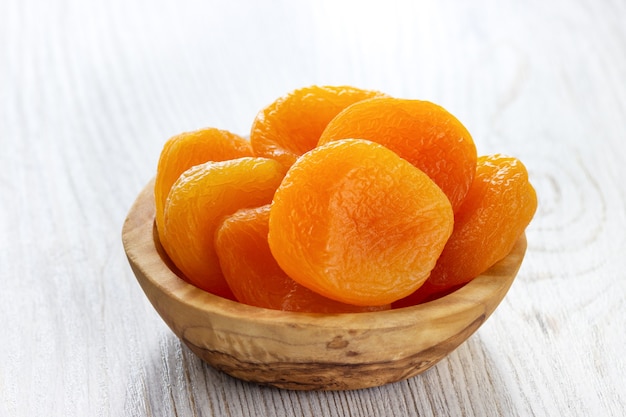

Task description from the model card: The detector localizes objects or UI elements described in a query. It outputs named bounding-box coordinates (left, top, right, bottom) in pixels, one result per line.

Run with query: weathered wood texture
left=1, top=0, right=625, bottom=416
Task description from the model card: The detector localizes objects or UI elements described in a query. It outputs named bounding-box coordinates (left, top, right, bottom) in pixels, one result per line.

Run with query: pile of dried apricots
left=154, top=85, right=537, bottom=313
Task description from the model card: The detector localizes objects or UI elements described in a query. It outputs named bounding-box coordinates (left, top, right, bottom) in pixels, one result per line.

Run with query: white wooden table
left=2, top=0, right=625, bottom=415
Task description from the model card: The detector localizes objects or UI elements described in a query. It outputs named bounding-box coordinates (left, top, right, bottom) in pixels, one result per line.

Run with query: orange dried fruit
left=394, top=154, right=537, bottom=307
left=391, top=278, right=465, bottom=308
left=215, top=205, right=389, bottom=313
left=154, top=128, right=253, bottom=240
left=161, top=157, right=286, bottom=299
left=268, top=139, right=454, bottom=306
left=318, top=97, right=477, bottom=212
left=250, top=85, right=387, bottom=168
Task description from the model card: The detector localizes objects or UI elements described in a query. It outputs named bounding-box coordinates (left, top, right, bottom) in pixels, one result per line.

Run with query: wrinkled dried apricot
left=394, top=154, right=537, bottom=307
left=250, top=85, right=387, bottom=168
left=392, top=278, right=465, bottom=308
left=161, top=157, right=286, bottom=298
left=154, top=128, right=252, bottom=240
left=151, top=85, right=537, bottom=312
left=268, top=139, right=454, bottom=306
left=215, top=205, right=389, bottom=313
left=318, top=97, right=476, bottom=212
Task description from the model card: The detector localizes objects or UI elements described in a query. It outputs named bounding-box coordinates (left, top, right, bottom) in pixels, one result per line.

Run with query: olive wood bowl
left=122, top=179, right=527, bottom=391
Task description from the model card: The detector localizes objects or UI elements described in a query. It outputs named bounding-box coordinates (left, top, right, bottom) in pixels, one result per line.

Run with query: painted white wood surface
left=1, top=0, right=625, bottom=415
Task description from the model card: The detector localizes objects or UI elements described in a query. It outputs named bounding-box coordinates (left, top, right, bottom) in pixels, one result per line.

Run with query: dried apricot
left=318, top=97, right=477, bottom=212
left=154, top=128, right=252, bottom=240
left=250, top=85, right=387, bottom=168
left=215, top=205, right=389, bottom=313
left=395, top=154, right=537, bottom=307
left=392, top=279, right=465, bottom=308
left=268, top=139, right=454, bottom=306
left=161, top=157, right=286, bottom=298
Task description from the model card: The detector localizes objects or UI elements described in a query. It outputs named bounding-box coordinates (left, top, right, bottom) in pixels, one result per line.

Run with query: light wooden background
left=1, top=0, right=625, bottom=416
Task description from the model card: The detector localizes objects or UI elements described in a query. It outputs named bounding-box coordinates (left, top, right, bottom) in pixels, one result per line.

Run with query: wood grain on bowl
left=122, top=179, right=526, bottom=391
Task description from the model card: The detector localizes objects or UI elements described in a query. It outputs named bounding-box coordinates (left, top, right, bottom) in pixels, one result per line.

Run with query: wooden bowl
left=122, top=179, right=527, bottom=391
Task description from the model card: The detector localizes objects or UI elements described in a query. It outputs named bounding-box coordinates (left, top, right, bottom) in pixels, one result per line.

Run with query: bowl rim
left=122, top=178, right=527, bottom=329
